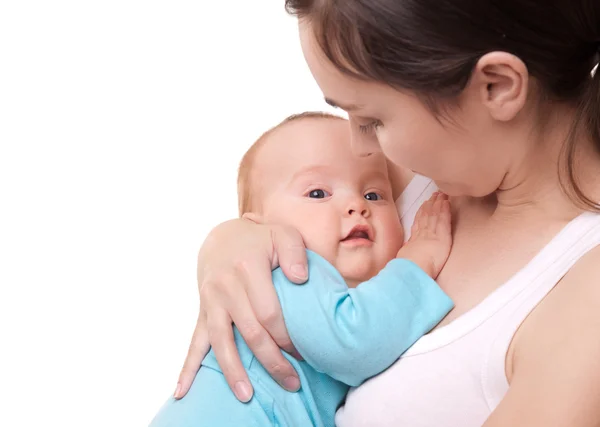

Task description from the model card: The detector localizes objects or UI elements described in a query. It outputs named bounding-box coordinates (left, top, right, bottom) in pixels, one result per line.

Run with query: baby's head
left=238, top=112, right=404, bottom=286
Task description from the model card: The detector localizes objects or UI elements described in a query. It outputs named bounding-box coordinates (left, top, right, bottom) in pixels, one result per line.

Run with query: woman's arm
left=484, top=246, right=600, bottom=426
left=175, top=169, right=418, bottom=401
left=175, top=218, right=309, bottom=401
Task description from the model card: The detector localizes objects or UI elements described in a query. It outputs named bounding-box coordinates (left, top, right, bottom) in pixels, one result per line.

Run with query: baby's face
left=253, top=118, right=403, bottom=287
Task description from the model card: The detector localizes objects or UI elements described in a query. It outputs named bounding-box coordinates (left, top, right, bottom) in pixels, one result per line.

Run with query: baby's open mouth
left=342, top=225, right=373, bottom=242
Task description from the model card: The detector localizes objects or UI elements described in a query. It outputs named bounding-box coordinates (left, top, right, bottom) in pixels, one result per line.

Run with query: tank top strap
left=483, top=211, right=600, bottom=409
left=396, top=174, right=438, bottom=242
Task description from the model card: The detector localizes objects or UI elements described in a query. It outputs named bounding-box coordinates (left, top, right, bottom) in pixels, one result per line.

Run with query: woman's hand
left=175, top=218, right=308, bottom=402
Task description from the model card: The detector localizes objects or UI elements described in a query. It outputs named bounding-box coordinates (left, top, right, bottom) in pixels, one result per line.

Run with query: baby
left=150, top=112, right=454, bottom=427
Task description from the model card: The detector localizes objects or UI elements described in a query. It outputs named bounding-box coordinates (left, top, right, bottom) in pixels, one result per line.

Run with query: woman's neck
left=489, top=105, right=600, bottom=223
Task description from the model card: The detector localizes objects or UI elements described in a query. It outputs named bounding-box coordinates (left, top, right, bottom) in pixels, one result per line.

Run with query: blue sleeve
left=274, top=250, right=453, bottom=387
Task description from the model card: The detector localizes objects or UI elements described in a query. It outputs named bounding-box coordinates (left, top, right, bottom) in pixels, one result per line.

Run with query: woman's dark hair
left=285, top=0, right=600, bottom=210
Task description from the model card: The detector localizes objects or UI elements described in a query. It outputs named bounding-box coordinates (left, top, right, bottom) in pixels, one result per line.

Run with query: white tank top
left=335, top=175, right=600, bottom=427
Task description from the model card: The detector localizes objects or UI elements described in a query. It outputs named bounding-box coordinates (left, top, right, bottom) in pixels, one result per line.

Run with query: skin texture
left=176, top=117, right=451, bottom=403
left=298, top=21, right=600, bottom=426
left=247, top=118, right=404, bottom=288
left=175, top=18, right=600, bottom=427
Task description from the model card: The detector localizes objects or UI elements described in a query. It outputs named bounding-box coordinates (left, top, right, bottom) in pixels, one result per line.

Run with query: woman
left=175, top=0, right=600, bottom=425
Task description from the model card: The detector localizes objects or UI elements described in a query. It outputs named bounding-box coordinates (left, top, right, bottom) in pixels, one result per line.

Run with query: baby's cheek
left=299, top=227, right=338, bottom=265
left=380, top=212, right=404, bottom=254
left=394, top=228, right=405, bottom=251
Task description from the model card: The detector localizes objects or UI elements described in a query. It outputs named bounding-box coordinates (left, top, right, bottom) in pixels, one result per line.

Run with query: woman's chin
left=434, top=180, right=498, bottom=199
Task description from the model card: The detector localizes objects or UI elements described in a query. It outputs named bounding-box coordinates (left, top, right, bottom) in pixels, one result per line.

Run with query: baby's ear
left=242, top=212, right=264, bottom=224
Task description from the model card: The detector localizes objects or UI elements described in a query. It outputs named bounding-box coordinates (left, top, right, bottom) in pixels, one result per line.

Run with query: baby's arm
left=276, top=254, right=452, bottom=386
left=276, top=193, right=453, bottom=387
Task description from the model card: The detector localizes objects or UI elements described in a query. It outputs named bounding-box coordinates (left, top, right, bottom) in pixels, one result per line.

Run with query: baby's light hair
left=237, top=112, right=345, bottom=216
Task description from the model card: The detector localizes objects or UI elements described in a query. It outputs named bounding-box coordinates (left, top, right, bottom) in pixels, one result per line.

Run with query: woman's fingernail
left=291, top=264, right=307, bottom=280
left=234, top=381, right=253, bottom=402
left=283, top=376, right=300, bottom=392
left=173, top=383, right=182, bottom=399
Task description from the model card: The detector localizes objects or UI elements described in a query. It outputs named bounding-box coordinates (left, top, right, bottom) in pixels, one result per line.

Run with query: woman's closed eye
left=358, top=120, right=382, bottom=134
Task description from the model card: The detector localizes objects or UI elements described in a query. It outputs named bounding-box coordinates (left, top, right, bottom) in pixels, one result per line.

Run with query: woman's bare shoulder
left=511, top=243, right=600, bottom=368
left=495, top=244, right=600, bottom=425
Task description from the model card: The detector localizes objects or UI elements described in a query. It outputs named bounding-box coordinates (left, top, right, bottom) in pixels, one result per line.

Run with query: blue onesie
left=150, top=250, right=453, bottom=427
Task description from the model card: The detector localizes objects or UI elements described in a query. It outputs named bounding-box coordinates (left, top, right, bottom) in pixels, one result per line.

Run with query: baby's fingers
left=436, top=199, right=452, bottom=236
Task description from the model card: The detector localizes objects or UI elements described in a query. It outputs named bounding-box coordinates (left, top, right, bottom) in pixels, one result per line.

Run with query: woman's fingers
left=236, top=254, right=301, bottom=389
left=272, top=225, right=309, bottom=284
left=174, top=311, right=210, bottom=399
left=263, top=225, right=305, bottom=356
left=229, top=295, right=300, bottom=392
left=184, top=219, right=306, bottom=402
left=246, top=264, right=297, bottom=357
left=206, top=303, right=255, bottom=402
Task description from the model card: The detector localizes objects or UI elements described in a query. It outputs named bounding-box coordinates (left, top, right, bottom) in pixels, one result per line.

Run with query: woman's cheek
left=378, top=130, right=415, bottom=169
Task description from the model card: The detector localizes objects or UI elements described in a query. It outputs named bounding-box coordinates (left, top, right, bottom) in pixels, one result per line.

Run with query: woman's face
left=299, top=21, right=519, bottom=198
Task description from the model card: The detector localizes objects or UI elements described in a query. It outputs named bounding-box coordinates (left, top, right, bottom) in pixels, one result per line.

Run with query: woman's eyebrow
left=324, top=97, right=361, bottom=112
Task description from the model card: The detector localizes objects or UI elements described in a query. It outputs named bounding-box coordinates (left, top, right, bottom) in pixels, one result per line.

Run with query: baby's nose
left=347, top=198, right=370, bottom=217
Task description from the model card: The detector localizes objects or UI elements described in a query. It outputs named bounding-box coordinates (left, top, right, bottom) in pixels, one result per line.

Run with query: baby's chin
left=333, top=242, right=400, bottom=287
left=337, top=259, right=383, bottom=288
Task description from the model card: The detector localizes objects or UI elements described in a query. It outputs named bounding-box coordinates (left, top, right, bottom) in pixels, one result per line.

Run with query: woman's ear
left=471, top=52, right=529, bottom=122
left=242, top=212, right=264, bottom=224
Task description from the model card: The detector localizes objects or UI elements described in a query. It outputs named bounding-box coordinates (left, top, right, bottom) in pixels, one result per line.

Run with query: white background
left=0, top=2, right=338, bottom=426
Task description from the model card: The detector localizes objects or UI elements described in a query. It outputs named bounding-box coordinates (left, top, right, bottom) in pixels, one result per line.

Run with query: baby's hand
left=396, top=192, right=452, bottom=279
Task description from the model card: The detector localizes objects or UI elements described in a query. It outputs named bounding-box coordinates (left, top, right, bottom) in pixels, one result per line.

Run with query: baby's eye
left=364, top=192, right=383, bottom=201
left=307, top=189, right=331, bottom=199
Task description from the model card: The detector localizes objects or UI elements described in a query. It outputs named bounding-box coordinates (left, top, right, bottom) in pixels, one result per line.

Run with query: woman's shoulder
left=531, top=213, right=600, bottom=322
left=510, top=214, right=600, bottom=358
left=495, top=242, right=600, bottom=424
left=544, top=241, right=600, bottom=324
left=510, top=240, right=600, bottom=377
